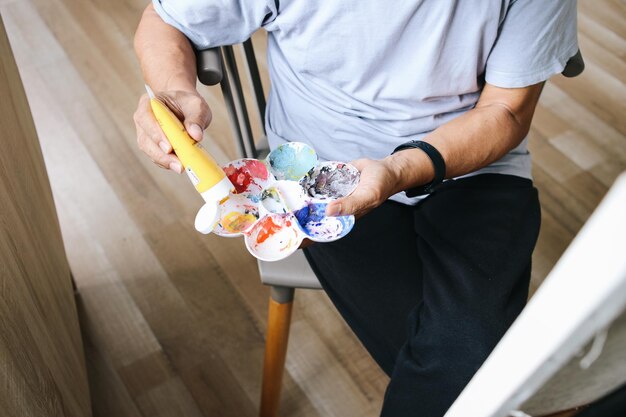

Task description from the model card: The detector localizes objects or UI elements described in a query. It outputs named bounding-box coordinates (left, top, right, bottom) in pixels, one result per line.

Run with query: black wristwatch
left=391, top=140, right=446, bottom=197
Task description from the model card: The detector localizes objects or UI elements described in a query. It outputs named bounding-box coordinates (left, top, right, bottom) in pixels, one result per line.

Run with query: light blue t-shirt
left=153, top=0, right=578, bottom=204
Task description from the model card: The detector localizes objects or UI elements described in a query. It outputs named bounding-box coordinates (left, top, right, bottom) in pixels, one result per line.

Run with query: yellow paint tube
left=145, top=85, right=233, bottom=233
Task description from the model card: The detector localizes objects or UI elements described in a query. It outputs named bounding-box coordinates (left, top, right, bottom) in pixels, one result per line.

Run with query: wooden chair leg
left=260, top=286, right=295, bottom=417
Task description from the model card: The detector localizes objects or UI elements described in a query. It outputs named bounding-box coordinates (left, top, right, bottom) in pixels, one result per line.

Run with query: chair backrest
left=195, top=47, right=222, bottom=86
left=195, top=42, right=268, bottom=159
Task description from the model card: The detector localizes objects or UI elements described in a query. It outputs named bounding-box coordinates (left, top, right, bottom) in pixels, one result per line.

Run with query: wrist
left=382, top=148, right=435, bottom=195
left=163, top=73, right=197, bottom=93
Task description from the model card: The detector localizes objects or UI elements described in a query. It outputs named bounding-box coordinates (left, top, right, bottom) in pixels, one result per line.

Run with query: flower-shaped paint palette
left=201, top=142, right=360, bottom=261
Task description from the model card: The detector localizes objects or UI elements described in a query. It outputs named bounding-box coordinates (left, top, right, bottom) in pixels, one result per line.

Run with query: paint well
left=294, top=202, right=355, bottom=242
left=260, top=187, right=287, bottom=214
left=212, top=144, right=358, bottom=260
left=222, top=159, right=272, bottom=195
left=267, top=142, right=318, bottom=181
left=245, top=213, right=303, bottom=261
left=300, top=161, right=360, bottom=200
left=272, top=180, right=308, bottom=211
left=214, top=194, right=260, bottom=237
left=221, top=212, right=257, bottom=234
left=260, top=181, right=308, bottom=217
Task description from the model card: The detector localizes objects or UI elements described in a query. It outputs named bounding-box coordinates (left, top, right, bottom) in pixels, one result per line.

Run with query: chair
left=192, top=40, right=586, bottom=417
left=194, top=40, right=322, bottom=417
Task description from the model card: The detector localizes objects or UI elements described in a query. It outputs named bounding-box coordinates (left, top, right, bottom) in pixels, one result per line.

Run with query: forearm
left=134, top=4, right=197, bottom=92
left=384, top=83, right=543, bottom=195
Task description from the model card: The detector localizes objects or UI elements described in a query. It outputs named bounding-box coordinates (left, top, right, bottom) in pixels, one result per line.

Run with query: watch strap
left=391, top=140, right=446, bottom=197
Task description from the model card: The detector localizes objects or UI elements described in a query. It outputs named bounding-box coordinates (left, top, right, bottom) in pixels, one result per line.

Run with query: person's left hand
left=325, top=158, right=400, bottom=219
left=299, top=158, right=396, bottom=250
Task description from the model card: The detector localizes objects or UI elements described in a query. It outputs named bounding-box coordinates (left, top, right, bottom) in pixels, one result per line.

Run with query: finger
left=326, top=188, right=374, bottom=218
left=180, top=95, right=212, bottom=142
left=348, top=158, right=369, bottom=171
left=137, top=131, right=182, bottom=172
left=325, top=200, right=343, bottom=217
left=324, top=159, right=367, bottom=216
left=134, top=95, right=172, bottom=153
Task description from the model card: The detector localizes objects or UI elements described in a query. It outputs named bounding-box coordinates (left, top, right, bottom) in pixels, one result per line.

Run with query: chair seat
left=257, top=250, right=322, bottom=289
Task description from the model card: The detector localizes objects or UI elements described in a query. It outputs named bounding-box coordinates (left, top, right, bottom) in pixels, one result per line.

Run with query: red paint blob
left=224, top=160, right=269, bottom=194
left=246, top=160, right=269, bottom=180
left=256, top=217, right=282, bottom=244
left=223, top=166, right=251, bottom=194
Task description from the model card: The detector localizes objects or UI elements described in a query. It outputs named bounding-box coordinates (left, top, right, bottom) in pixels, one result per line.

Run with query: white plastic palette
left=206, top=142, right=359, bottom=261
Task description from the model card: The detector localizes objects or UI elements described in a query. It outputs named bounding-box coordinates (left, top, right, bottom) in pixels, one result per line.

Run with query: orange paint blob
left=256, top=217, right=283, bottom=244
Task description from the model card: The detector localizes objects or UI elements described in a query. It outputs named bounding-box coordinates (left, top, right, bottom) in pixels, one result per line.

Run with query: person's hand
left=133, top=90, right=211, bottom=173
left=300, top=158, right=396, bottom=247
left=325, top=158, right=400, bottom=219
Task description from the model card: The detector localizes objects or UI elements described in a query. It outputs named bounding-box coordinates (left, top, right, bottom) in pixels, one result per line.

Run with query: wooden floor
left=1, top=0, right=624, bottom=415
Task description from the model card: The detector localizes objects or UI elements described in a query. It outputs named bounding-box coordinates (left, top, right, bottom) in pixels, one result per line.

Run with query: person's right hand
left=133, top=89, right=211, bottom=173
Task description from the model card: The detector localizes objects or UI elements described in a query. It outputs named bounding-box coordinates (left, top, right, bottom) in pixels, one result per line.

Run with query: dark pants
left=304, top=174, right=541, bottom=417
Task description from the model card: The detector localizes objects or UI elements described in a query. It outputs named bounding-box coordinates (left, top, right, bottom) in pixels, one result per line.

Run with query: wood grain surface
left=0, top=0, right=623, bottom=415
left=0, top=14, right=91, bottom=417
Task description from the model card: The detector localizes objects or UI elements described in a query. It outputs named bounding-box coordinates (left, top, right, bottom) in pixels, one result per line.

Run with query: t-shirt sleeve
left=485, top=0, right=579, bottom=88
left=152, top=0, right=278, bottom=49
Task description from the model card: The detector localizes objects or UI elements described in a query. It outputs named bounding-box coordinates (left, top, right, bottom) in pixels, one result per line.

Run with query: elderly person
left=133, top=1, right=579, bottom=415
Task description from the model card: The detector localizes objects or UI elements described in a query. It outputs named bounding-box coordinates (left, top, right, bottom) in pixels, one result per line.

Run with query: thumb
left=325, top=192, right=367, bottom=218
left=325, top=200, right=344, bottom=217
left=349, top=158, right=368, bottom=171
left=181, top=98, right=211, bottom=142
left=184, top=122, right=204, bottom=142
left=325, top=158, right=370, bottom=216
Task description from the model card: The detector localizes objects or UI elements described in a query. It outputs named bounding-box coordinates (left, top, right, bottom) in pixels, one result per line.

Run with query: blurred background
left=0, top=0, right=624, bottom=416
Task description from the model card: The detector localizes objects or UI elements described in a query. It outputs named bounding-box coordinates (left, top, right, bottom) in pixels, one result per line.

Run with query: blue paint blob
left=295, top=203, right=326, bottom=225
left=268, top=143, right=318, bottom=181
left=294, top=203, right=354, bottom=242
